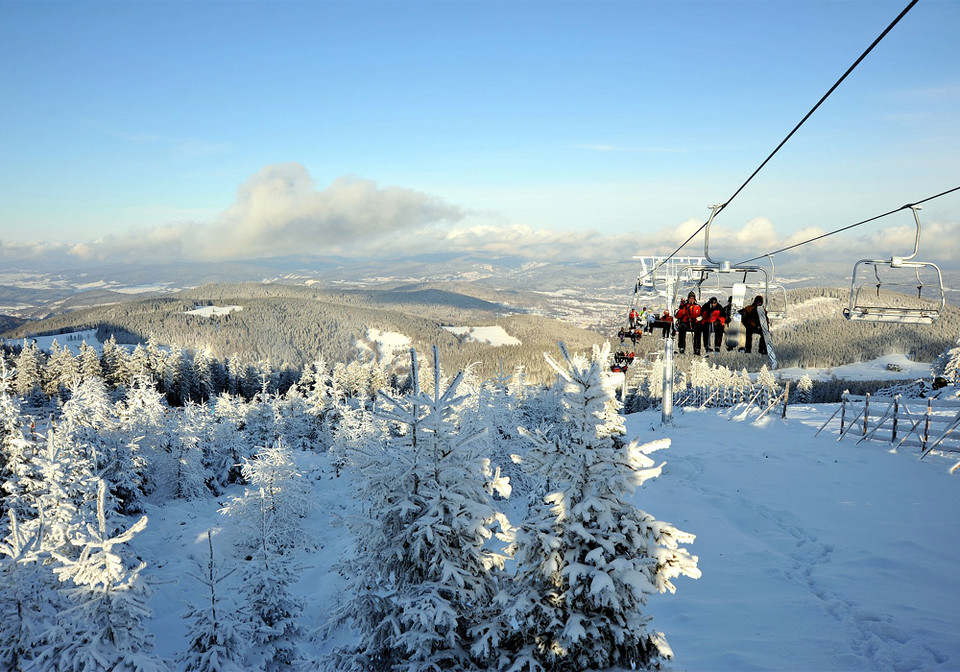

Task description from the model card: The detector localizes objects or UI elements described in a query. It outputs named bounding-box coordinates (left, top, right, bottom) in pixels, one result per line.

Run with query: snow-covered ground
left=183, top=304, right=243, bottom=318
left=355, top=328, right=412, bottom=365
left=777, top=353, right=932, bottom=382
left=135, top=403, right=959, bottom=670
left=442, top=325, right=521, bottom=346
left=4, top=328, right=102, bottom=355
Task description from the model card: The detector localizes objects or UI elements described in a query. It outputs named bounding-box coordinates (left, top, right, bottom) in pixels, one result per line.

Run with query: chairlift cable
left=735, top=184, right=960, bottom=265
left=635, top=0, right=919, bottom=288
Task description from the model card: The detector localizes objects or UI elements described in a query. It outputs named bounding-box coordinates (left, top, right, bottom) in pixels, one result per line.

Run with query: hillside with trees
left=3, top=284, right=959, bottom=391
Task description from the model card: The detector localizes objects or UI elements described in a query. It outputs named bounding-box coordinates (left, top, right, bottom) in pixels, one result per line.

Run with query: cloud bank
left=3, top=163, right=959, bottom=275
left=64, top=163, right=464, bottom=263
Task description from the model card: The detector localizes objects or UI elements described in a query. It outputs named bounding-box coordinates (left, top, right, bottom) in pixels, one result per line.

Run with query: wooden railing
left=816, top=391, right=960, bottom=470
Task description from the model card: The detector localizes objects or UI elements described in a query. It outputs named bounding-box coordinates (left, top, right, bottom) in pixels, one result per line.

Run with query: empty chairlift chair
left=843, top=205, right=945, bottom=325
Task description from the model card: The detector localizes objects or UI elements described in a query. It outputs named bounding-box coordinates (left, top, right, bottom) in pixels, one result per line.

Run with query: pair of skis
left=725, top=283, right=777, bottom=369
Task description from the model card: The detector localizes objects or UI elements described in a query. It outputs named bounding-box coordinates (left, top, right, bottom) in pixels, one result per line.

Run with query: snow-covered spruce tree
left=77, top=340, right=103, bottom=384
left=31, top=480, right=168, bottom=672
left=100, top=335, right=129, bottom=389
left=60, top=377, right=139, bottom=517
left=756, top=364, right=779, bottom=407
left=932, top=334, right=960, bottom=387
left=178, top=531, right=246, bottom=672
left=13, top=341, right=45, bottom=403
left=0, top=364, right=39, bottom=520
left=45, top=340, right=79, bottom=400
left=238, top=531, right=305, bottom=671
left=169, top=402, right=212, bottom=500
left=273, top=387, right=317, bottom=451
left=220, top=439, right=314, bottom=554
left=796, top=374, right=814, bottom=403
left=244, top=393, right=279, bottom=453
left=327, top=346, right=512, bottom=672
left=221, top=441, right=308, bottom=671
left=496, top=342, right=700, bottom=672
left=0, top=510, right=48, bottom=671
left=115, top=375, right=170, bottom=501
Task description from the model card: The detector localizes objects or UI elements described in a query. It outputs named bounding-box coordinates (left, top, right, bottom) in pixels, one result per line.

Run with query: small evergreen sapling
left=220, top=439, right=314, bottom=553
left=179, top=531, right=246, bottom=672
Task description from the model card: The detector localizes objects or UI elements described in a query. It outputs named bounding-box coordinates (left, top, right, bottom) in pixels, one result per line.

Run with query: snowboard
left=725, top=283, right=746, bottom=351
left=757, top=304, right=778, bottom=370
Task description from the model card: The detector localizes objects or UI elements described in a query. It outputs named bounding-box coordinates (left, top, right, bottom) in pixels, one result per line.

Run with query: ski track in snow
left=649, top=409, right=952, bottom=672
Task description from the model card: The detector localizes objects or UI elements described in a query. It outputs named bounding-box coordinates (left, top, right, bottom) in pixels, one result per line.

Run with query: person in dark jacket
left=738, top=295, right=769, bottom=354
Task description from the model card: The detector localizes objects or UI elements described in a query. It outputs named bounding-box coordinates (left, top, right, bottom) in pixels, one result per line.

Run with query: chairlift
left=843, top=205, right=944, bottom=324
left=759, top=255, right=788, bottom=321
left=674, top=205, right=772, bottom=307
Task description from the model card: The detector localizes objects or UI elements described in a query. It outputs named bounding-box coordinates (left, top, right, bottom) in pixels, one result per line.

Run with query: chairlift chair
left=843, top=205, right=945, bottom=324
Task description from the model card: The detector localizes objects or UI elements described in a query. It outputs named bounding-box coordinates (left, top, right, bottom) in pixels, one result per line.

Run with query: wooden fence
left=817, top=392, right=960, bottom=461
left=674, top=382, right=791, bottom=421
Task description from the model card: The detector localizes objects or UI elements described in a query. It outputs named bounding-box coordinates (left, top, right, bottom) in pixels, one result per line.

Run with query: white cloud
left=58, top=163, right=464, bottom=262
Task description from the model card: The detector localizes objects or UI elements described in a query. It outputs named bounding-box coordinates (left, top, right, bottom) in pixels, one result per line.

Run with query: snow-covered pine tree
left=77, top=341, right=103, bottom=384
left=796, top=374, right=814, bottom=403
left=193, top=348, right=222, bottom=404
left=13, top=341, right=45, bottom=405
left=220, top=440, right=308, bottom=671
left=244, top=393, right=278, bottom=454
left=169, top=402, right=212, bottom=500
left=220, top=439, right=314, bottom=553
left=100, top=335, right=128, bottom=389
left=29, top=429, right=86, bottom=560
left=164, top=347, right=197, bottom=407
left=328, top=346, right=511, bottom=672
left=498, top=342, right=700, bottom=672
left=299, top=353, right=335, bottom=417
left=238, top=535, right=305, bottom=672
left=932, top=334, right=960, bottom=387
left=0, top=365, right=39, bottom=520
left=31, top=480, right=168, bottom=672
left=0, top=510, right=48, bottom=671
left=179, top=530, right=246, bottom=672
left=126, top=344, right=156, bottom=388
left=45, top=340, right=79, bottom=400
left=116, top=374, right=170, bottom=500
left=273, top=387, right=317, bottom=451
left=59, top=377, right=128, bottom=518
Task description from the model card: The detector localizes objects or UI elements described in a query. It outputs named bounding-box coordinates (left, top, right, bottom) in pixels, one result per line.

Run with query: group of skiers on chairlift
left=673, top=290, right=769, bottom=357
left=619, top=306, right=665, bottom=343
left=616, top=291, right=769, bottom=366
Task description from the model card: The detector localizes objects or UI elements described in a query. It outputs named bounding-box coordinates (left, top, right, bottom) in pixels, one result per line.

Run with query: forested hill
left=0, top=282, right=607, bottom=383
left=3, top=283, right=959, bottom=385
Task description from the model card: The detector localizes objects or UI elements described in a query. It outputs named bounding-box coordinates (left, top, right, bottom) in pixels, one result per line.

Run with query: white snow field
left=137, top=402, right=959, bottom=671
left=442, top=325, right=522, bottom=346
left=183, top=304, right=243, bottom=318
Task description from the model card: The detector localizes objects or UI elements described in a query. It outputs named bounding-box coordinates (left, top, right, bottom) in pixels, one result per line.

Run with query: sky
left=1, top=0, right=959, bottom=270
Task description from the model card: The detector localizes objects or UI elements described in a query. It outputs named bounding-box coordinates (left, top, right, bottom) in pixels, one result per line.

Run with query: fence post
left=863, top=393, right=870, bottom=437
left=781, top=381, right=790, bottom=419
left=840, top=390, right=849, bottom=435
left=892, top=395, right=899, bottom=443
left=923, top=399, right=932, bottom=451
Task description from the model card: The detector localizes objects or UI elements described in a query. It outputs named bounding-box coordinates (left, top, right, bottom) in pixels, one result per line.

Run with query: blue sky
left=1, top=0, right=958, bottom=267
